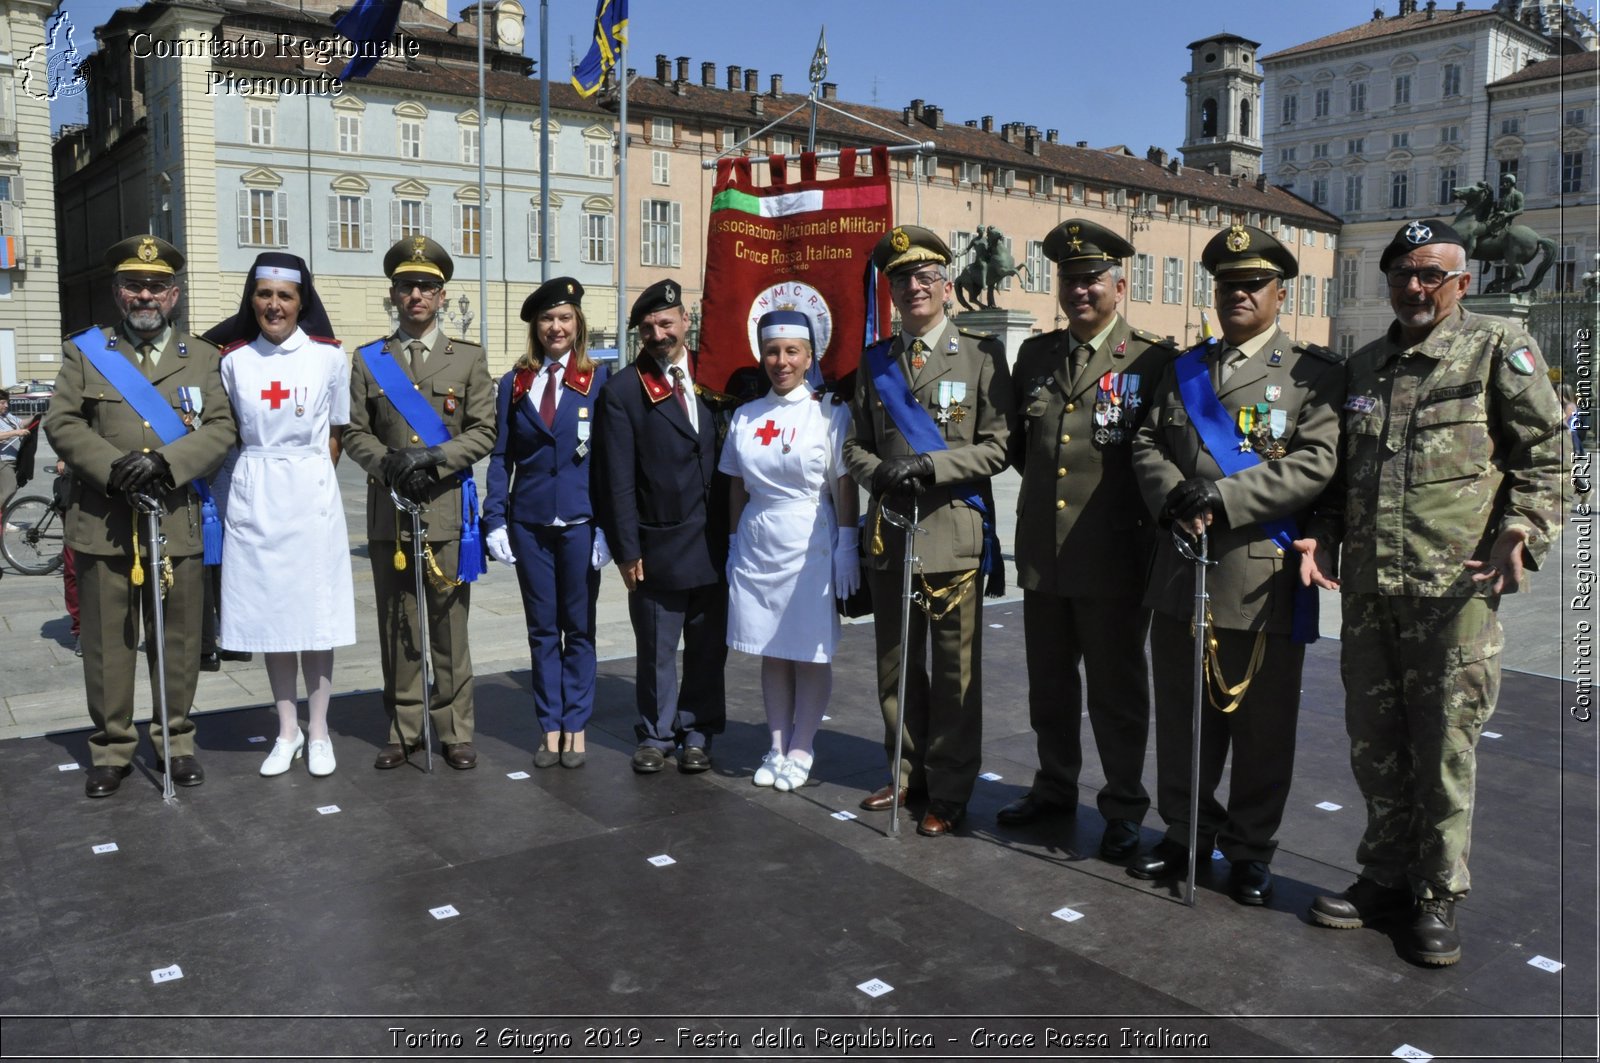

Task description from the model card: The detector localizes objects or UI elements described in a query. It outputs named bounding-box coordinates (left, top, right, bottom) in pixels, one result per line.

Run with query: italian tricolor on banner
left=0, top=236, right=18, bottom=270
left=697, top=146, right=893, bottom=397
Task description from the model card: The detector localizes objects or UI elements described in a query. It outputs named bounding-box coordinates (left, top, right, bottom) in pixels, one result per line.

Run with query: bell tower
left=1180, top=33, right=1264, bottom=177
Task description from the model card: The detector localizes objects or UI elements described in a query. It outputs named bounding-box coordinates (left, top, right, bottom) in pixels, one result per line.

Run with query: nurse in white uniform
left=719, top=309, right=860, bottom=792
left=211, top=253, right=357, bottom=777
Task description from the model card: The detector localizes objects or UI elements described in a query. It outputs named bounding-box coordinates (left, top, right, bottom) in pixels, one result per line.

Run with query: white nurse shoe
left=260, top=729, right=304, bottom=776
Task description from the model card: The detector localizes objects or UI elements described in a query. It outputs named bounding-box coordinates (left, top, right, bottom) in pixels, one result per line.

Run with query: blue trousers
left=508, top=521, right=600, bottom=734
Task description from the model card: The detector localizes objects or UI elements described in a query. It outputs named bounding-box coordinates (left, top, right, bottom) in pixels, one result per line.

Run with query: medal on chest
left=443, top=387, right=459, bottom=415
left=935, top=380, right=968, bottom=425
left=293, top=386, right=308, bottom=417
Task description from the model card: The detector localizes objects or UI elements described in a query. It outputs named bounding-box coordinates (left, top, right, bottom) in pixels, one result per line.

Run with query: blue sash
left=864, top=337, right=1003, bottom=596
left=357, top=339, right=483, bottom=583
left=70, top=328, right=222, bottom=565
left=1172, top=343, right=1317, bottom=644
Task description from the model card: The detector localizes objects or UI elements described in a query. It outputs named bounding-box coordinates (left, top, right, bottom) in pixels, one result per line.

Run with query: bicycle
left=2, top=474, right=67, bottom=575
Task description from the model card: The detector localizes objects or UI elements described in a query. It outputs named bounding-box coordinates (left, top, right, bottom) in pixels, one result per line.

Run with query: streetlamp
left=443, top=293, right=474, bottom=335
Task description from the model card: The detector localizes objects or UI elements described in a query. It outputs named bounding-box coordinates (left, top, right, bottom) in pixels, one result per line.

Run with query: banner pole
left=615, top=35, right=629, bottom=359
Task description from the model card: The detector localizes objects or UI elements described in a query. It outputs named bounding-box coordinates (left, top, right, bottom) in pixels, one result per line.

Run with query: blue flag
left=571, top=0, right=627, bottom=98
left=334, top=0, right=403, bottom=81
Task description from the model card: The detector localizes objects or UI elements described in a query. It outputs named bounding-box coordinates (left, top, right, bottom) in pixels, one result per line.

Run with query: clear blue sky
left=47, top=0, right=1375, bottom=148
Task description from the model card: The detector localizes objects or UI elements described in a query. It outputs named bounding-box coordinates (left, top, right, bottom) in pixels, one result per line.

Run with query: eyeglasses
left=1385, top=268, right=1466, bottom=291
left=1217, top=276, right=1276, bottom=294
left=1058, top=269, right=1111, bottom=288
left=889, top=269, right=946, bottom=292
left=393, top=280, right=444, bottom=295
left=118, top=279, right=173, bottom=296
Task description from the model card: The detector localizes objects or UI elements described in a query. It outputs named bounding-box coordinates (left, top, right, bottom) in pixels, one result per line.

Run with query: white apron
left=718, top=385, right=851, bottom=663
left=219, top=328, right=357, bottom=652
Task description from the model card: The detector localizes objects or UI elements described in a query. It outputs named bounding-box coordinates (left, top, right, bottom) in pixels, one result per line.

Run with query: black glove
left=1163, top=476, right=1223, bottom=525
left=399, top=467, right=436, bottom=502
left=108, top=450, right=173, bottom=495
left=870, top=454, right=934, bottom=498
left=379, top=445, right=446, bottom=489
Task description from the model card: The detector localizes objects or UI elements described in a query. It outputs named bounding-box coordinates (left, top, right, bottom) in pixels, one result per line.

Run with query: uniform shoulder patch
left=219, top=339, right=249, bottom=356
left=307, top=334, right=340, bottom=347
left=957, top=326, right=996, bottom=340
left=1294, top=342, right=1343, bottom=364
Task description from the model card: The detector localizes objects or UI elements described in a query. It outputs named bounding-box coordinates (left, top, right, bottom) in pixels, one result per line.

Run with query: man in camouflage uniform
left=1300, top=219, right=1564, bottom=966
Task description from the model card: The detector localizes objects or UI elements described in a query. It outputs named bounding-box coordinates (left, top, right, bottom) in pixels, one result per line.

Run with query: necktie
left=909, top=338, right=928, bottom=371
left=539, top=362, right=561, bottom=428
left=1219, top=346, right=1245, bottom=387
left=1213, top=347, right=1239, bottom=389
left=669, top=365, right=690, bottom=416
left=136, top=343, right=154, bottom=379
left=1069, top=343, right=1092, bottom=380
left=407, top=339, right=426, bottom=377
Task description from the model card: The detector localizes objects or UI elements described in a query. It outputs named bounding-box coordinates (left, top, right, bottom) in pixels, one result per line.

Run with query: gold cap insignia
left=410, top=237, right=429, bottom=262
left=137, top=238, right=160, bottom=264
left=891, top=227, right=910, bottom=253
left=565, top=281, right=575, bottom=294
left=1225, top=224, right=1250, bottom=253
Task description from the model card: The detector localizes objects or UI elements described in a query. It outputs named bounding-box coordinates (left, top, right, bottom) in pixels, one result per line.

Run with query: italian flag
left=712, top=184, right=888, bottom=217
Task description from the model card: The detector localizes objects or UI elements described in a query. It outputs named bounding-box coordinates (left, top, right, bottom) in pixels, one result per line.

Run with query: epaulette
left=449, top=336, right=484, bottom=349
left=1294, top=341, right=1343, bottom=364
left=220, top=339, right=249, bottom=357
left=958, top=326, right=996, bottom=340
left=694, top=382, right=738, bottom=409
left=307, top=334, right=340, bottom=347
left=1133, top=328, right=1179, bottom=349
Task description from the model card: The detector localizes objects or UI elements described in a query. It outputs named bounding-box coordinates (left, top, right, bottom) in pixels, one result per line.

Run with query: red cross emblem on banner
left=261, top=381, right=291, bottom=409
left=754, top=419, right=780, bottom=446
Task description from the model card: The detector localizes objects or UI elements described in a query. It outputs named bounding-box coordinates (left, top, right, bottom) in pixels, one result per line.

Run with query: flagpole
left=615, top=34, right=629, bottom=359
left=539, top=0, right=550, bottom=282
left=477, top=0, right=489, bottom=350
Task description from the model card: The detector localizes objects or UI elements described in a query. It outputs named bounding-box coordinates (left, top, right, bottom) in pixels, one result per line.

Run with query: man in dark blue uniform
left=592, top=279, right=731, bottom=773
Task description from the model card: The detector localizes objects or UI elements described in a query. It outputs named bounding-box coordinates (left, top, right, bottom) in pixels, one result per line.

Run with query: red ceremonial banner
left=697, top=146, right=892, bottom=398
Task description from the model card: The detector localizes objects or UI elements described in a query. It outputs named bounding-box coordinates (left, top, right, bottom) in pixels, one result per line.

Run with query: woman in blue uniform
left=484, top=278, right=608, bottom=768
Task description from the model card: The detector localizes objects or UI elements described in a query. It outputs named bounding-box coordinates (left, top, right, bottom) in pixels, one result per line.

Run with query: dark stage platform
left=1, top=603, right=1596, bottom=1061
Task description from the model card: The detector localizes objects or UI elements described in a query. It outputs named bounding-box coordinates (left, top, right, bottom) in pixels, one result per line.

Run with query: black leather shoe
left=1128, top=839, right=1190, bottom=880
left=1409, top=897, right=1461, bottom=966
left=219, top=650, right=254, bottom=662
left=917, top=801, right=965, bottom=837
left=156, top=755, right=205, bottom=787
left=85, top=764, right=132, bottom=798
left=995, top=793, right=1075, bottom=826
left=1310, top=878, right=1413, bottom=930
left=678, top=746, right=711, bottom=773
left=632, top=745, right=666, bottom=774
left=1098, top=818, right=1141, bottom=860
left=200, top=652, right=221, bottom=672
left=1229, top=860, right=1273, bottom=905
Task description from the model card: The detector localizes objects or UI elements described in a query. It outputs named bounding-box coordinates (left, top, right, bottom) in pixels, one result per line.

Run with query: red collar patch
left=564, top=367, right=595, bottom=396
left=638, top=359, right=673, bottom=404
left=510, top=366, right=536, bottom=405
left=219, top=339, right=248, bottom=357
left=307, top=334, right=340, bottom=347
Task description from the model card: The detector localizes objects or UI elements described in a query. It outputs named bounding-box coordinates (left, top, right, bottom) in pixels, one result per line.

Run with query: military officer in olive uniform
left=45, top=236, right=237, bottom=797
left=343, top=237, right=496, bottom=770
left=1300, top=220, right=1564, bottom=966
left=1129, top=224, right=1344, bottom=903
left=1003, top=219, right=1176, bottom=859
left=843, top=225, right=1012, bottom=837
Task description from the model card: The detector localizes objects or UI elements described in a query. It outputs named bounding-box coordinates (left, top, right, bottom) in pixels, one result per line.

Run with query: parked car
left=5, top=381, right=54, bottom=417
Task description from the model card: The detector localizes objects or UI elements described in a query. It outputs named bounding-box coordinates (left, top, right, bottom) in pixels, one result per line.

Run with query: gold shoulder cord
left=1192, top=607, right=1267, bottom=713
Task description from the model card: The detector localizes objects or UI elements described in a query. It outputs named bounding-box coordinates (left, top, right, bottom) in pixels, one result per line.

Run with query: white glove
left=486, top=526, right=516, bottom=566
left=726, top=533, right=739, bottom=585
left=590, top=526, right=612, bottom=570
left=832, top=525, right=861, bottom=600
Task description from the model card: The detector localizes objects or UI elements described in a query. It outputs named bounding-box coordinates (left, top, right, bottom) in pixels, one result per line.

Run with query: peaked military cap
left=629, top=278, right=685, bottom=328
left=384, top=235, right=454, bottom=283
left=1043, top=218, right=1135, bottom=270
left=1378, top=218, right=1469, bottom=272
left=105, top=235, right=184, bottom=276
left=521, top=276, right=585, bottom=322
left=1201, top=223, right=1298, bottom=280
left=871, top=225, right=952, bottom=275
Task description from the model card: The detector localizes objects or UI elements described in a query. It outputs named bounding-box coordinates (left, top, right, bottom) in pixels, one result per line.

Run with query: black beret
left=1201, top=223, right=1298, bottom=280
left=629, top=278, right=684, bottom=328
left=521, top=276, right=584, bottom=322
left=1043, top=219, right=1135, bottom=270
left=1378, top=219, right=1469, bottom=272
left=870, top=225, right=953, bottom=274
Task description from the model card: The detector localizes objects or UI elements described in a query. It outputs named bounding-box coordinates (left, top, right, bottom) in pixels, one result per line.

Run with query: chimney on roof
left=676, top=56, right=690, bottom=82
left=751, top=94, right=764, bottom=116
left=1206, top=163, right=1219, bottom=175
left=1046, top=129, right=1058, bottom=143
left=965, top=119, right=977, bottom=128
left=1399, top=0, right=1417, bottom=15
left=745, top=68, right=759, bottom=93
left=1425, top=0, right=1437, bottom=18
left=770, top=73, right=782, bottom=96
left=1076, top=139, right=1088, bottom=148
left=702, top=61, right=716, bottom=86
left=821, top=81, right=837, bottom=100
left=1146, top=145, right=1168, bottom=166
left=1455, top=0, right=1465, bottom=9
left=910, top=98, right=924, bottom=117
left=1002, top=123, right=1019, bottom=145
left=1026, top=130, right=1041, bottom=156
left=1373, top=7, right=1384, bottom=20
left=924, top=105, right=943, bottom=129
left=655, top=54, right=670, bottom=83
left=1230, top=174, right=1241, bottom=187
left=1256, top=173, right=1268, bottom=190
left=728, top=65, right=742, bottom=90
left=1169, top=158, right=1183, bottom=176
left=980, top=115, right=993, bottom=132
left=903, top=107, right=914, bottom=126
